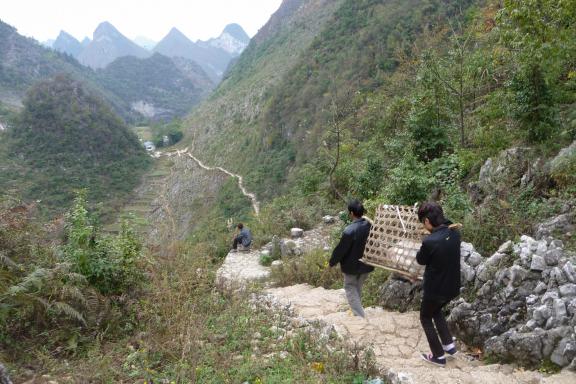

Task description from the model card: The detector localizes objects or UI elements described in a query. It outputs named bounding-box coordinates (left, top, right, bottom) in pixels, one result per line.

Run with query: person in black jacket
left=416, top=202, right=461, bottom=367
left=329, top=200, right=374, bottom=317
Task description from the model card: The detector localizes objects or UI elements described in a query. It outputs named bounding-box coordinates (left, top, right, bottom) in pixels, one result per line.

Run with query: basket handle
left=396, top=206, right=407, bottom=233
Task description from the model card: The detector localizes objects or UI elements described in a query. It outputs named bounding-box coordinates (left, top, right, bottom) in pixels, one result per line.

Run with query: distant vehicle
left=143, top=141, right=156, bottom=151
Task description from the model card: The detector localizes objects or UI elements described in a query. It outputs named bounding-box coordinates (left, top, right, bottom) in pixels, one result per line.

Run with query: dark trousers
left=420, top=299, right=453, bottom=358
left=232, top=236, right=241, bottom=250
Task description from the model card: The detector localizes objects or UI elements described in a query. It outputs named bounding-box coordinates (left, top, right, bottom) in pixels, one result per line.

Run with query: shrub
left=259, top=253, right=273, bottom=266
left=383, top=155, right=432, bottom=205
left=0, top=204, right=99, bottom=360
left=511, top=63, right=558, bottom=142
left=362, top=268, right=391, bottom=307
left=64, top=193, right=143, bottom=295
left=408, top=93, right=451, bottom=161
left=271, top=249, right=343, bottom=289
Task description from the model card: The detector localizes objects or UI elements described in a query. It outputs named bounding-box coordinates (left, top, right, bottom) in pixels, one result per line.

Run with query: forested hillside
left=184, top=0, right=576, bottom=253
left=0, top=75, right=151, bottom=213
left=183, top=0, right=345, bottom=191
left=97, top=53, right=214, bottom=121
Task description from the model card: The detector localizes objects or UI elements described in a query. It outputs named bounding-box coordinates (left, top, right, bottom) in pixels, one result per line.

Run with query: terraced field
left=103, top=126, right=172, bottom=237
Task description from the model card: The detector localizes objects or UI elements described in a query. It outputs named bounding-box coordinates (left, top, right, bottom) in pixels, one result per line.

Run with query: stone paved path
left=265, top=284, right=576, bottom=384
left=216, top=250, right=270, bottom=289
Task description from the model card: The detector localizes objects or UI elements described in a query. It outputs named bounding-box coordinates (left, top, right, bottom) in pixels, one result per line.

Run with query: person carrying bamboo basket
left=415, top=201, right=461, bottom=367
left=329, top=199, right=374, bottom=318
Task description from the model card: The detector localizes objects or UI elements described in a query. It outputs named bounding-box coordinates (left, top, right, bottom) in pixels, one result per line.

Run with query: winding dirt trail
left=163, top=148, right=260, bottom=216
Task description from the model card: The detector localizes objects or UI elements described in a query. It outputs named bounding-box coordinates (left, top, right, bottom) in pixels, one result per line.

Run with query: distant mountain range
left=48, top=21, right=250, bottom=82
left=0, top=20, right=215, bottom=121
left=78, top=22, right=150, bottom=69
left=53, top=30, right=83, bottom=57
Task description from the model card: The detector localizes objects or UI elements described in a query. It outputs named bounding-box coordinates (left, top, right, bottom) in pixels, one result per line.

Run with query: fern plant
left=1, top=257, right=89, bottom=327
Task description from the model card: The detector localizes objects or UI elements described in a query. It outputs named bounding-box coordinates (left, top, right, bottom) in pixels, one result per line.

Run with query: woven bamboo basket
left=361, top=204, right=428, bottom=279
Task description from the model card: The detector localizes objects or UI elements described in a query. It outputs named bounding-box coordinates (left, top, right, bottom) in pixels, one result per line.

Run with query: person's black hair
left=237, top=223, right=244, bottom=229
left=417, top=202, right=445, bottom=227
left=347, top=199, right=365, bottom=218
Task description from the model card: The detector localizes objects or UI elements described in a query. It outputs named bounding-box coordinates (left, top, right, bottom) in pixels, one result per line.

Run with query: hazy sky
left=2, top=0, right=283, bottom=42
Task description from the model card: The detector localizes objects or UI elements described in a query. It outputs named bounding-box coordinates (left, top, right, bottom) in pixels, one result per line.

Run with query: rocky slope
left=450, top=234, right=576, bottom=369
left=204, top=23, right=250, bottom=55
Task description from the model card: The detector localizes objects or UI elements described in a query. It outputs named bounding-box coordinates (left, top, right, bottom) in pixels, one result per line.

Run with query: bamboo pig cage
left=361, top=204, right=428, bottom=279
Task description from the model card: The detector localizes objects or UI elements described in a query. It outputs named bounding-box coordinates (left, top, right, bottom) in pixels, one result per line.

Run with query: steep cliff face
left=148, top=154, right=231, bottom=241
left=182, top=0, right=344, bottom=197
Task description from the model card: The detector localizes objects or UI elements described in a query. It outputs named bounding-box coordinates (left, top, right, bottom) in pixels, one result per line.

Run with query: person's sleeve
left=329, top=232, right=353, bottom=267
left=416, top=240, right=431, bottom=265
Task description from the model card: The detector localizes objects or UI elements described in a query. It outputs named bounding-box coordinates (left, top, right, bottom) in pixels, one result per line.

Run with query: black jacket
left=329, top=218, right=374, bottom=275
left=416, top=223, right=461, bottom=301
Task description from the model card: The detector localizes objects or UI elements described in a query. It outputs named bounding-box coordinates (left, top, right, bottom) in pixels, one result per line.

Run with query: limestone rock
left=0, top=364, right=12, bottom=384
left=567, top=298, right=576, bottom=316
left=498, top=240, right=514, bottom=254
left=290, top=228, right=304, bottom=238
left=448, top=235, right=576, bottom=369
left=550, top=267, right=568, bottom=286
left=477, top=147, right=531, bottom=196
left=534, top=213, right=575, bottom=240
left=559, top=284, right=576, bottom=298
left=563, top=262, right=576, bottom=283
left=461, top=262, right=476, bottom=284
left=461, top=242, right=475, bottom=256
left=281, top=240, right=297, bottom=257
left=530, top=255, right=546, bottom=272
left=551, top=337, right=576, bottom=367
left=216, top=250, right=270, bottom=289
left=545, top=248, right=562, bottom=266
left=467, top=251, right=483, bottom=267
left=323, top=215, right=336, bottom=224
left=378, top=276, right=422, bottom=312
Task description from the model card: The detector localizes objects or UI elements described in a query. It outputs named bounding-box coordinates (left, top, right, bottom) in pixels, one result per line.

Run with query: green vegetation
left=2, top=194, right=379, bottom=383
left=1, top=75, right=151, bottom=216
left=64, top=193, right=143, bottom=294
left=271, top=249, right=343, bottom=289
left=0, top=195, right=145, bottom=370
left=0, top=19, right=139, bottom=121
left=149, top=119, right=185, bottom=148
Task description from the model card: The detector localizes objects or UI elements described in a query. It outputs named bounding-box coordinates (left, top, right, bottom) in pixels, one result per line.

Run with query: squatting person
left=416, top=201, right=461, bottom=367
left=231, top=223, right=252, bottom=251
left=329, top=199, right=374, bottom=318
